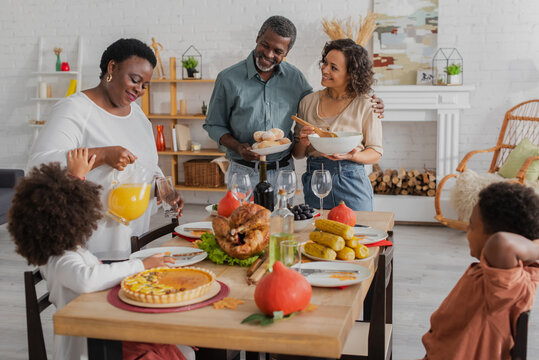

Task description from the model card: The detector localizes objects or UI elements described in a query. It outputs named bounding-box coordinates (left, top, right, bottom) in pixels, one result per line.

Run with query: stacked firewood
left=368, top=164, right=437, bottom=196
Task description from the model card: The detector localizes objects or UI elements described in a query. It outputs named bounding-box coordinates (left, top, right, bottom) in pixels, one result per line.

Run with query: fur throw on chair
left=451, top=169, right=539, bottom=222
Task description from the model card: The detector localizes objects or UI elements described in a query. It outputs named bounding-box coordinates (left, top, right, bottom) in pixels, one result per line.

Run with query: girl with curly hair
left=293, top=39, right=382, bottom=211
left=8, top=149, right=192, bottom=360
left=422, top=182, right=539, bottom=359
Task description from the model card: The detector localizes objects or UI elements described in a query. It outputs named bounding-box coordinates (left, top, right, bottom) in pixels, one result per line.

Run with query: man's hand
left=103, top=146, right=137, bottom=170
left=237, top=143, right=260, bottom=161
left=371, top=94, right=385, bottom=119
left=67, top=148, right=96, bottom=179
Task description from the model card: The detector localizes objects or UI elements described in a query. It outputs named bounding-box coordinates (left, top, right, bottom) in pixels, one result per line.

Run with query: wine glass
left=276, top=170, right=297, bottom=206
left=230, top=173, right=252, bottom=205
left=156, top=176, right=179, bottom=218
left=311, top=170, right=332, bottom=218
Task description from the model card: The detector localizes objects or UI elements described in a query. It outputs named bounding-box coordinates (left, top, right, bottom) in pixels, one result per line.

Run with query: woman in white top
left=293, top=39, right=383, bottom=211
left=28, top=39, right=184, bottom=260
left=8, top=153, right=194, bottom=360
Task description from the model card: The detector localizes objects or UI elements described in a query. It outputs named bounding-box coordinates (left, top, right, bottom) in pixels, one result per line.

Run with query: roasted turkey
left=212, top=203, right=270, bottom=259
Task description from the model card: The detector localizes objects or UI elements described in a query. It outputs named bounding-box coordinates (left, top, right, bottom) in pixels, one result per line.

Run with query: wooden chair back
left=490, top=100, right=539, bottom=173
left=24, top=268, right=52, bottom=360
left=341, top=244, right=393, bottom=360
left=512, top=311, right=530, bottom=360
left=130, top=218, right=178, bottom=253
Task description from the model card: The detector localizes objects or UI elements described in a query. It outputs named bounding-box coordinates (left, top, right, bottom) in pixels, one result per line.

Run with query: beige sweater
left=294, top=90, right=383, bottom=158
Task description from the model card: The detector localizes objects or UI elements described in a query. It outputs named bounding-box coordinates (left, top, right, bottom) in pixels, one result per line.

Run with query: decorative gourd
left=254, top=261, right=312, bottom=316
left=217, top=191, right=241, bottom=217
left=328, top=200, right=356, bottom=226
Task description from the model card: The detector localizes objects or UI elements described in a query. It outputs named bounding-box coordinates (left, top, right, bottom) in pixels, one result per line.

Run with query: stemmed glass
left=230, top=173, right=252, bottom=205
left=276, top=170, right=297, bottom=206
left=156, top=176, right=179, bottom=218
left=311, top=170, right=332, bottom=217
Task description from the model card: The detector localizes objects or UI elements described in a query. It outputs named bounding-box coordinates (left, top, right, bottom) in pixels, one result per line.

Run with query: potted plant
left=445, top=63, right=462, bottom=85
left=201, top=101, right=207, bottom=115
left=182, top=56, right=199, bottom=78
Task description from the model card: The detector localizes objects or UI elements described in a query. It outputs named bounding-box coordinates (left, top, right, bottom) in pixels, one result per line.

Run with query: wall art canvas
left=373, top=0, right=438, bottom=85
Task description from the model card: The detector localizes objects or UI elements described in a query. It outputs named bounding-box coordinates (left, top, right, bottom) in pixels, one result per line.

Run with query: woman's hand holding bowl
left=323, top=147, right=360, bottom=161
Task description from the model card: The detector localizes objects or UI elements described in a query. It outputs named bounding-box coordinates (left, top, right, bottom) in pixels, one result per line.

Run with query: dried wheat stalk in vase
left=321, top=12, right=378, bottom=46
left=356, top=12, right=377, bottom=47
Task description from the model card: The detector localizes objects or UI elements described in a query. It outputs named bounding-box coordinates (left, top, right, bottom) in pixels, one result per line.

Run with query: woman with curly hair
left=28, top=38, right=183, bottom=261
left=8, top=151, right=191, bottom=360
left=293, top=39, right=382, bottom=210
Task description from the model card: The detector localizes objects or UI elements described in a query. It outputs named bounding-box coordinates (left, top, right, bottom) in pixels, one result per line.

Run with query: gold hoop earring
left=106, top=74, right=112, bottom=82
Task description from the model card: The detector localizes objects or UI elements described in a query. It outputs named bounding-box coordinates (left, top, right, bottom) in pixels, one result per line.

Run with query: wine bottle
left=253, top=158, right=274, bottom=211
left=269, top=189, right=294, bottom=271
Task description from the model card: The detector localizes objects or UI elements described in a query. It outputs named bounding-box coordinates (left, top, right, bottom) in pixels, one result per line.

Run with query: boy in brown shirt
left=422, top=182, right=539, bottom=360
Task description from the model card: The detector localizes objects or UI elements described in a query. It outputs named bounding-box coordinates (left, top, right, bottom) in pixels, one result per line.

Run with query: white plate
left=250, top=142, right=291, bottom=156
left=353, top=227, right=388, bottom=244
left=292, top=261, right=372, bottom=287
left=175, top=221, right=214, bottom=239
left=129, top=246, right=207, bottom=267
left=301, top=243, right=376, bottom=263
left=205, top=204, right=218, bottom=216
left=118, top=281, right=221, bottom=308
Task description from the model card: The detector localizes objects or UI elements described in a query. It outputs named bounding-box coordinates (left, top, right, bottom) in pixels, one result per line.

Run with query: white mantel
left=371, top=85, right=475, bottom=223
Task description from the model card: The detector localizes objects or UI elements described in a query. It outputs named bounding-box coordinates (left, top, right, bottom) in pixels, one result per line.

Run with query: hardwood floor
left=1, top=205, right=537, bottom=359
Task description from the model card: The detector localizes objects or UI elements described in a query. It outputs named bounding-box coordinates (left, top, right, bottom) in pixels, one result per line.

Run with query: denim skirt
left=302, top=157, right=373, bottom=211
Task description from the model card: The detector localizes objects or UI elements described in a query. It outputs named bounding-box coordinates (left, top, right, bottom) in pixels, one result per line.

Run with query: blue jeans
left=227, top=159, right=295, bottom=203
left=302, top=157, right=373, bottom=211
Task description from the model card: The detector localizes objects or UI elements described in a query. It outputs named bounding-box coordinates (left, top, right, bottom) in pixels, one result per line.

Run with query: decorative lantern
left=432, top=48, right=463, bottom=86
left=181, top=45, right=202, bottom=79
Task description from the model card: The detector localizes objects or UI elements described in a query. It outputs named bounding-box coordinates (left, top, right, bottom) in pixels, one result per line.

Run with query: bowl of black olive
left=291, top=204, right=319, bottom=231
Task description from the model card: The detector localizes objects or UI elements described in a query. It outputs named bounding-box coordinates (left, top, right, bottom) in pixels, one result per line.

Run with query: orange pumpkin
left=254, top=261, right=312, bottom=316
left=217, top=191, right=241, bottom=217
left=328, top=200, right=356, bottom=226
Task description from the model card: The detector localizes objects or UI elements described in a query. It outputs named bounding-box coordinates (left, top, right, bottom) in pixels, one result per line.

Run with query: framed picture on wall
left=416, top=69, right=434, bottom=85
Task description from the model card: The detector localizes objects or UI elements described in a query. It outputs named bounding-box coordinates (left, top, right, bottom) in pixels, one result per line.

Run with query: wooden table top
left=53, top=211, right=394, bottom=358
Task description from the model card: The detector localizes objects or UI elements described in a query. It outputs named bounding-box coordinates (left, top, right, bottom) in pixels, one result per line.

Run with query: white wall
left=1, top=0, right=538, bottom=179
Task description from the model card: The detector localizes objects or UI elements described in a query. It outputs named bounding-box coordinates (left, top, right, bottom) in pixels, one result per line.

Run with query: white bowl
left=308, top=132, right=363, bottom=155
left=294, top=218, right=315, bottom=232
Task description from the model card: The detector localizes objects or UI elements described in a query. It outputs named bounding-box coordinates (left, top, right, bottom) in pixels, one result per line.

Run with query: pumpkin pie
left=121, top=267, right=215, bottom=304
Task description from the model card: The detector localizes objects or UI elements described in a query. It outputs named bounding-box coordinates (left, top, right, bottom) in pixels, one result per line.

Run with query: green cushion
left=498, top=138, right=539, bottom=180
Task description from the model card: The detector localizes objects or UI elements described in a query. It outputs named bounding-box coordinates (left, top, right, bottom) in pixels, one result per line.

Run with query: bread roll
left=251, top=142, right=260, bottom=149
left=257, top=140, right=280, bottom=148
left=261, top=131, right=276, bottom=141
left=253, top=131, right=265, bottom=142
left=278, top=137, right=291, bottom=145
left=270, top=128, right=284, bottom=140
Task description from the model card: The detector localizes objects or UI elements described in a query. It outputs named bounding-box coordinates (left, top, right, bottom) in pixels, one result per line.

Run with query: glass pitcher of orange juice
left=107, top=162, right=153, bottom=225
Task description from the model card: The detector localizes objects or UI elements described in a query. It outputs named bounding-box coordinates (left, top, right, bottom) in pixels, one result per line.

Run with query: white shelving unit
left=31, top=36, right=83, bottom=143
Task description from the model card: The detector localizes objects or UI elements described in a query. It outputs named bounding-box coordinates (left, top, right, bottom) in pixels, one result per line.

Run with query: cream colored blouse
left=294, top=90, right=383, bottom=158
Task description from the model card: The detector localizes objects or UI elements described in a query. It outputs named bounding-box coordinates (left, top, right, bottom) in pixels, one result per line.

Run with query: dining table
left=53, top=210, right=394, bottom=359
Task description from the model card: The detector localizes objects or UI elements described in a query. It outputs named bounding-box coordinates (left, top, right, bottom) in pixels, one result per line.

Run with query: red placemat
left=365, top=239, right=393, bottom=247
left=173, top=232, right=197, bottom=242
left=107, top=281, right=229, bottom=313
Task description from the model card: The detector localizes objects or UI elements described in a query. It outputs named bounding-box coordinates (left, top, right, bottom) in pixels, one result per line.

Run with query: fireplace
left=372, top=85, right=475, bottom=222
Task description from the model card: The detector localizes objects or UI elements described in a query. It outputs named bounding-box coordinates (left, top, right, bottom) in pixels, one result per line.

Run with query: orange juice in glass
left=107, top=162, right=152, bottom=225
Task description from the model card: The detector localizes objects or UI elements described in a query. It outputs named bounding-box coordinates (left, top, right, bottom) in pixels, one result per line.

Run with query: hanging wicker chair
left=434, top=100, right=539, bottom=230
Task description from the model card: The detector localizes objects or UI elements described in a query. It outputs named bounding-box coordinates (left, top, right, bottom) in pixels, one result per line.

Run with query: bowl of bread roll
left=308, top=131, right=362, bottom=155
left=251, top=128, right=292, bottom=155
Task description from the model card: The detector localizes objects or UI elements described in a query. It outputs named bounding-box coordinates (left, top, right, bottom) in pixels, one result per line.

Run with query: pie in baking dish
left=121, top=267, right=215, bottom=304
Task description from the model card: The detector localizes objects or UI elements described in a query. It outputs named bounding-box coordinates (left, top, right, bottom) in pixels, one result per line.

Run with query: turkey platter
left=212, top=203, right=270, bottom=259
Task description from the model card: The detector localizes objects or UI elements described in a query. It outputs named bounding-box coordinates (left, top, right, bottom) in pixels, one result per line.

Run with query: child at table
left=8, top=148, right=194, bottom=360
left=422, top=182, right=539, bottom=359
